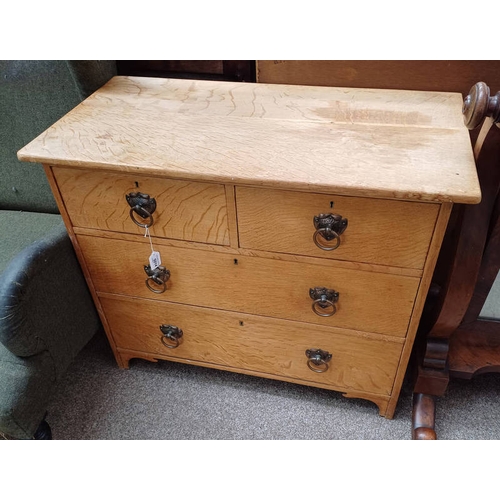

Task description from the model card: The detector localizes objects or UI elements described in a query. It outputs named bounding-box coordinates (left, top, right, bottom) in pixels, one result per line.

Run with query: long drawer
left=53, top=166, right=230, bottom=246
left=100, top=294, right=404, bottom=396
left=236, top=186, right=439, bottom=269
left=78, top=234, right=419, bottom=336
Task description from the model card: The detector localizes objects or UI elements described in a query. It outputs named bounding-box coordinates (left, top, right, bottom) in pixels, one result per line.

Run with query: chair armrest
left=0, top=223, right=100, bottom=376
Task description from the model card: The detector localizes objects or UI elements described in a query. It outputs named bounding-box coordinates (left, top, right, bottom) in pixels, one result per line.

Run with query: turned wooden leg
left=412, top=393, right=437, bottom=440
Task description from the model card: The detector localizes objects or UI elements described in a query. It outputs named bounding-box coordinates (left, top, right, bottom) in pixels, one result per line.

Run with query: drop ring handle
left=161, top=334, right=179, bottom=348
left=312, top=297, right=337, bottom=317
left=306, top=349, right=332, bottom=373
left=146, top=276, right=166, bottom=294
left=307, top=358, right=329, bottom=373
left=130, top=207, right=154, bottom=228
left=309, top=287, right=339, bottom=317
left=126, top=192, right=157, bottom=228
left=313, top=227, right=341, bottom=251
left=313, top=213, right=348, bottom=251
left=160, top=325, right=183, bottom=349
left=144, top=265, right=170, bottom=294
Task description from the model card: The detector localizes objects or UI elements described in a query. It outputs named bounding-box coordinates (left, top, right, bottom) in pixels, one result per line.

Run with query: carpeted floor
left=44, top=330, right=500, bottom=440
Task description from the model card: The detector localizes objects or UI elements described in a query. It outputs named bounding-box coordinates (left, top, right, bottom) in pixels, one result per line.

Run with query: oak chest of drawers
left=18, top=76, right=480, bottom=418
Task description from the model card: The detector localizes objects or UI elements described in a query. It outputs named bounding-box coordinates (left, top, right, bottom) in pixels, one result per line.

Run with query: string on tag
left=144, top=227, right=161, bottom=270
left=144, top=227, right=155, bottom=253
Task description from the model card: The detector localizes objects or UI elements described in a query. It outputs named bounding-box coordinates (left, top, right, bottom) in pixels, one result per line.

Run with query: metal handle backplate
left=306, top=349, right=332, bottom=373
left=309, top=287, right=339, bottom=317
left=126, top=192, right=157, bottom=228
left=313, top=213, right=348, bottom=251
left=144, top=265, right=170, bottom=294
left=160, top=325, right=183, bottom=348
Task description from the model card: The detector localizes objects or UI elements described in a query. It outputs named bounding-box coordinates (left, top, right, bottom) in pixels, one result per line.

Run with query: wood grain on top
left=18, top=76, right=480, bottom=203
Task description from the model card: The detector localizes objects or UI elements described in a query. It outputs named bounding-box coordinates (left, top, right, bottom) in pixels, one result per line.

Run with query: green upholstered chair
left=0, top=61, right=116, bottom=439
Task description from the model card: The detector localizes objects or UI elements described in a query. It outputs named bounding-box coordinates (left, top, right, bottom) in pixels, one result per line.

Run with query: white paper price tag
left=149, top=251, right=161, bottom=270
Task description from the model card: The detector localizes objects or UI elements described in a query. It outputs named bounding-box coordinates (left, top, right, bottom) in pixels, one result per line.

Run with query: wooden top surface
left=18, top=76, right=481, bottom=203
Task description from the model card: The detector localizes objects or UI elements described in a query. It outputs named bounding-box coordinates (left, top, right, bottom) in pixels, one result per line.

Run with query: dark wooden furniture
left=116, top=61, right=256, bottom=82
left=256, top=61, right=500, bottom=94
left=412, top=82, right=500, bottom=439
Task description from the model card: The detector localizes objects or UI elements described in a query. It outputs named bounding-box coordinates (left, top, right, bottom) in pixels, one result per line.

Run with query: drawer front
left=79, top=235, right=419, bottom=336
left=53, top=167, right=230, bottom=245
left=100, top=295, right=403, bottom=396
left=236, top=187, right=439, bottom=269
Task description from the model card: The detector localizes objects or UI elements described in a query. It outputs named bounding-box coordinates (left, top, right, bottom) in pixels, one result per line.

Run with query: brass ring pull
left=144, top=265, right=170, bottom=294
left=312, top=298, right=337, bottom=317
left=129, top=207, right=154, bottom=228
left=313, top=227, right=341, bottom=251
left=309, top=287, right=339, bottom=317
left=306, top=349, right=332, bottom=373
left=160, top=325, right=183, bottom=349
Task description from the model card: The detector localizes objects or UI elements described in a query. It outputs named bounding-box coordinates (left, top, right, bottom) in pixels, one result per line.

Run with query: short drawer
left=79, top=234, right=419, bottom=336
left=53, top=166, right=230, bottom=245
left=100, top=295, right=403, bottom=396
left=236, top=187, right=439, bottom=269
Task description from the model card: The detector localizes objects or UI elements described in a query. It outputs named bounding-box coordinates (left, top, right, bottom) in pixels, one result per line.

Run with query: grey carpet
left=45, top=330, right=500, bottom=440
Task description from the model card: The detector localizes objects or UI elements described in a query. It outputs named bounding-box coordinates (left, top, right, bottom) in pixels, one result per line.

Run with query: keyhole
left=239, top=321, right=244, bottom=326
left=234, top=259, right=238, bottom=265
left=135, top=181, right=139, bottom=188
left=330, top=201, right=334, bottom=209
